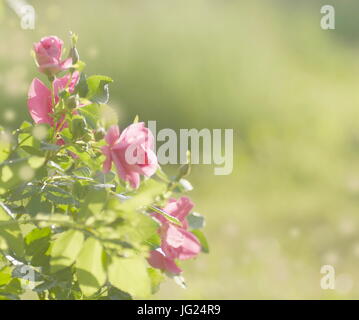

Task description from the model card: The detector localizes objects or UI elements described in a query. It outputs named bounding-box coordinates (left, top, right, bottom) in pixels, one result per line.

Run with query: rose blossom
left=153, top=197, right=201, bottom=262
left=101, top=123, right=158, bottom=188
left=27, top=72, right=79, bottom=128
left=33, top=36, right=72, bottom=75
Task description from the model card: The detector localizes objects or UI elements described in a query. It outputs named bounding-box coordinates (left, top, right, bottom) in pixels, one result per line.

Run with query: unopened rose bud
left=94, top=128, right=106, bottom=141
left=178, top=163, right=191, bottom=178
left=177, top=151, right=191, bottom=179
left=70, top=47, right=79, bottom=65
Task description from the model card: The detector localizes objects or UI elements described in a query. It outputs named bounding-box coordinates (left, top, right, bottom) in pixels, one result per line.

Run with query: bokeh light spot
left=32, top=125, right=48, bottom=140
left=19, top=165, right=34, bottom=181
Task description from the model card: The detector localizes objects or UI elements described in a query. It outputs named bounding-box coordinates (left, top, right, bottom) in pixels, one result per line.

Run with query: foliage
left=0, top=34, right=207, bottom=300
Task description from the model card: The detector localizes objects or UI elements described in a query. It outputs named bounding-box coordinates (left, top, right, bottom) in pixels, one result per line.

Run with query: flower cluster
left=28, top=36, right=202, bottom=276
left=0, top=34, right=207, bottom=299
left=29, top=36, right=160, bottom=187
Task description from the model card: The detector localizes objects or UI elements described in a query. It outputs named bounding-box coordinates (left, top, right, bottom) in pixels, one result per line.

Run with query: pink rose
left=152, top=197, right=194, bottom=229
left=160, top=222, right=201, bottom=260
left=147, top=250, right=182, bottom=274
left=34, top=36, right=72, bottom=75
left=27, top=72, right=80, bottom=128
left=101, top=123, right=158, bottom=188
left=153, top=197, right=201, bottom=261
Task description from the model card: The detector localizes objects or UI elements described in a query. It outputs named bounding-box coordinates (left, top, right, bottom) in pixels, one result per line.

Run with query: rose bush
left=0, top=34, right=208, bottom=300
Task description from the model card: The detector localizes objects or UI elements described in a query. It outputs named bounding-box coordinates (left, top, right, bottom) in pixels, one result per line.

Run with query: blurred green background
left=1, top=0, right=359, bottom=299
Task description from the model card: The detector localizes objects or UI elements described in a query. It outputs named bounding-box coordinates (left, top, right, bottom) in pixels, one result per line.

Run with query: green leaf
left=72, top=166, right=92, bottom=178
left=187, top=212, right=205, bottom=230
left=116, top=180, right=166, bottom=213
left=79, top=188, right=106, bottom=220
left=77, top=104, right=100, bottom=129
left=191, top=229, right=209, bottom=253
left=123, top=212, right=159, bottom=244
left=40, top=142, right=60, bottom=151
left=108, top=256, right=150, bottom=298
left=0, top=266, right=12, bottom=287
left=76, top=72, right=89, bottom=97
left=86, top=75, right=113, bottom=104
left=46, top=192, right=78, bottom=206
left=146, top=233, right=161, bottom=250
left=44, top=185, right=79, bottom=207
left=59, top=128, right=73, bottom=144
left=17, top=134, right=35, bottom=148
left=9, top=184, right=40, bottom=202
left=0, top=202, right=24, bottom=257
left=25, top=227, right=51, bottom=256
left=76, top=238, right=106, bottom=296
left=0, top=278, right=23, bottom=298
left=25, top=227, right=51, bottom=267
left=94, top=171, right=115, bottom=184
left=21, top=146, right=44, bottom=157
left=114, top=180, right=181, bottom=226
left=70, top=116, right=87, bottom=140
left=18, top=121, right=33, bottom=134
left=50, top=230, right=84, bottom=273
left=27, top=195, right=52, bottom=216
left=104, top=286, right=132, bottom=300
left=150, top=205, right=181, bottom=226
left=73, top=181, right=89, bottom=199
left=33, top=280, right=57, bottom=293
left=148, top=267, right=164, bottom=294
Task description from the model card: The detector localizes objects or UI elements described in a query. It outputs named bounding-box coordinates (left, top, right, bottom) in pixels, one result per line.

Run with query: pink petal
left=60, top=57, right=73, bottom=71
left=53, top=71, right=79, bottom=97
left=126, top=171, right=141, bottom=189
left=111, top=149, right=141, bottom=188
left=162, top=225, right=201, bottom=260
left=27, top=78, right=53, bottom=125
left=163, top=224, right=185, bottom=248
left=139, top=149, right=158, bottom=176
left=164, top=197, right=194, bottom=225
left=110, top=150, right=127, bottom=181
left=119, top=122, right=154, bottom=149
left=176, top=229, right=201, bottom=260
left=39, top=36, right=63, bottom=59
left=147, top=250, right=182, bottom=274
left=103, top=122, right=157, bottom=188
left=34, top=36, right=67, bottom=75
left=105, top=125, right=120, bottom=146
